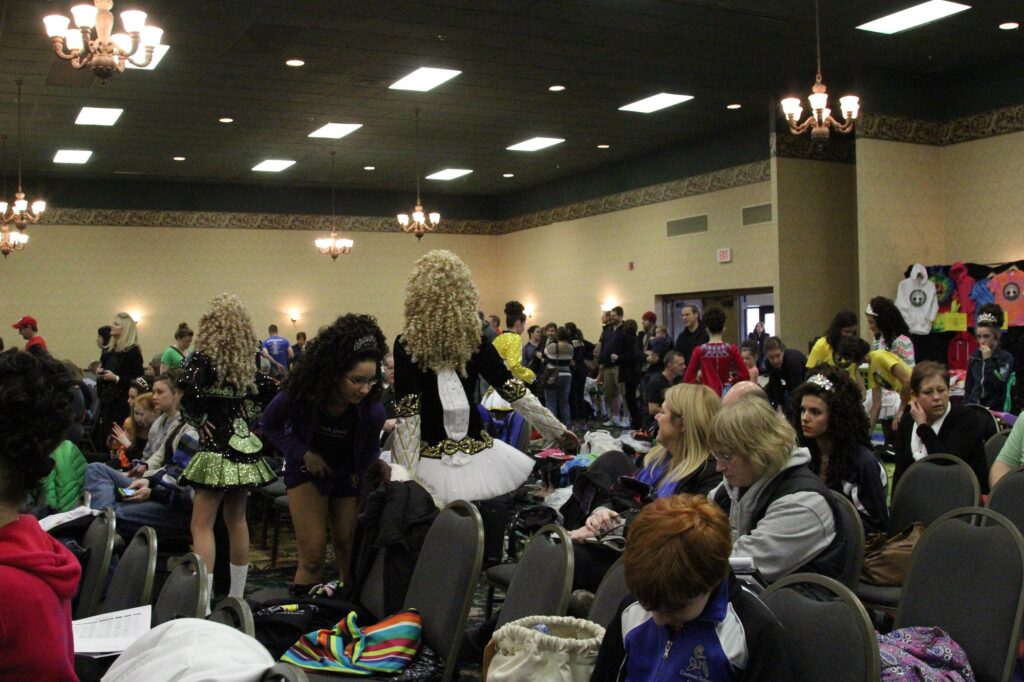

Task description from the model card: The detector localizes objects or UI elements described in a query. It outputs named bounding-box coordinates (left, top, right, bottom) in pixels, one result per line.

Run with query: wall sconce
left=289, top=308, right=300, bottom=324
left=601, top=299, right=619, bottom=312
left=129, top=310, right=141, bottom=324
left=523, top=304, right=535, bottom=319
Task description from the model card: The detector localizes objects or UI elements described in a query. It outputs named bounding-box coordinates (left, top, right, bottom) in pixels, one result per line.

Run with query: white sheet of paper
left=73, top=605, right=152, bottom=655
left=39, top=505, right=98, bottom=532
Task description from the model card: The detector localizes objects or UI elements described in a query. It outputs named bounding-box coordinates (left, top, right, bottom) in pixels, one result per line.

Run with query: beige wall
left=856, top=130, right=1024, bottom=318
left=4, top=224, right=501, bottom=366
left=492, top=181, right=776, bottom=341
left=774, top=157, right=859, bottom=349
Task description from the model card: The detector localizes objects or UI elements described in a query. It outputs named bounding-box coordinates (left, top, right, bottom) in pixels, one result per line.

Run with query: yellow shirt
left=806, top=336, right=858, bottom=380
left=867, top=350, right=908, bottom=392
left=492, top=332, right=535, bottom=383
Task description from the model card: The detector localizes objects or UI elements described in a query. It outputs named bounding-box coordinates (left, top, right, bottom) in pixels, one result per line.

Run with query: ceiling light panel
left=252, top=159, right=295, bottom=172
left=389, top=67, right=461, bottom=91
left=619, top=93, right=694, bottom=113
left=54, top=149, right=92, bottom=164
left=506, top=137, right=565, bottom=151
left=75, top=107, right=124, bottom=126
left=857, top=1, right=970, bottom=34
left=308, top=123, right=363, bottom=139
left=125, top=44, right=169, bottom=70
left=426, top=168, right=473, bottom=180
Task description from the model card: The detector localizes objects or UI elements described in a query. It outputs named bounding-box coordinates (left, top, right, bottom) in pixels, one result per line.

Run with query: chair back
left=101, top=526, right=157, bottom=613
left=207, top=596, right=255, bottom=636
left=762, top=573, right=880, bottom=682
left=985, top=430, right=1012, bottom=470
left=890, top=454, right=979, bottom=532
left=988, top=466, right=1024, bottom=535
left=402, top=500, right=484, bottom=682
left=359, top=550, right=387, bottom=620
left=588, top=557, right=628, bottom=629
left=964, top=403, right=1000, bottom=440
left=828, top=490, right=866, bottom=590
left=261, top=662, right=309, bottom=681
left=153, top=553, right=209, bottom=626
left=74, top=508, right=117, bottom=618
left=896, top=507, right=1024, bottom=682
left=497, top=524, right=573, bottom=628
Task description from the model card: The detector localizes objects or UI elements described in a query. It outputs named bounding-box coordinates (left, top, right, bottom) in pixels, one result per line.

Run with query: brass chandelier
left=1, top=81, right=45, bottom=257
left=780, top=0, right=860, bottom=141
left=44, top=0, right=164, bottom=80
left=397, top=109, right=439, bottom=240
left=315, top=152, right=354, bottom=260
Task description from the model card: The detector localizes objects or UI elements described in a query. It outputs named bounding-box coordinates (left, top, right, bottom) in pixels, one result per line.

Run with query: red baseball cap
left=12, top=315, right=37, bottom=329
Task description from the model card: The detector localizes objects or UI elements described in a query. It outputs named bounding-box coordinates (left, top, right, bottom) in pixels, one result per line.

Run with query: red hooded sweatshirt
left=0, top=515, right=81, bottom=681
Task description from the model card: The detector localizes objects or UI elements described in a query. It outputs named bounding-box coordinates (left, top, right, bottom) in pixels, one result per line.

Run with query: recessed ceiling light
left=596, top=144, right=610, bottom=149
left=219, top=117, right=234, bottom=123
left=75, top=106, right=124, bottom=126
left=549, top=84, right=566, bottom=92
left=252, top=159, right=295, bottom=172
left=364, top=165, right=376, bottom=171
left=54, top=149, right=92, bottom=164
left=727, top=103, right=742, bottom=110
left=389, top=67, right=462, bottom=92
left=285, top=58, right=305, bottom=67
left=426, top=168, right=473, bottom=181
left=172, top=156, right=185, bottom=161
left=503, top=173, right=514, bottom=178
left=507, top=137, right=565, bottom=152
left=619, top=93, right=694, bottom=113
left=125, top=44, right=169, bottom=71
left=857, top=1, right=970, bottom=34
left=999, top=21, right=1019, bottom=29
left=308, top=123, right=363, bottom=139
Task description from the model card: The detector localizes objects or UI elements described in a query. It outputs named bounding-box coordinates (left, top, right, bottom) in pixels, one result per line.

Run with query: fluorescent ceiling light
left=857, top=1, right=970, bottom=34
left=727, top=103, right=742, bottom=110
left=426, top=168, right=473, bottom=180
left=999, top=21, right=1019, bottom=30
left=549, top=84, right=566, bottom=92
left=54, top=149, right=92, bottom=164
left=172, top=156, right=185, bottom=161
left=506, top=137, right=564, bottom=152
left=364, top=165, right=375, bottom=171
left=125, top=44, right=169, bottom=70
left=389, top=67, right=461, bottom=91
left=75, top=106, right=123, bottom=126
left=619, top=93, right=693, bottom=113
left=596, top=144, right=610, bottom=149
left=285, top=58, right=305, bottom=67
left=219, top=117, right=234, bottom=123
left=252, top=159, right=295, bottom=172
left=503, top=173, right=514, bottom=178
left=308, top=123, right=362, bottom=139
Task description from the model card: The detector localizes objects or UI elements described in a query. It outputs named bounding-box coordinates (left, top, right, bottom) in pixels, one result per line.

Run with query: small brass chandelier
left=397, top=109, right=439, bottom=240
left=315, top=151, right=354, bottom=260
left=1, top=81, right=45, bottom=247
left=44, top=0, right=163, bottom=80
left=780, top=0, right=860, bottom=141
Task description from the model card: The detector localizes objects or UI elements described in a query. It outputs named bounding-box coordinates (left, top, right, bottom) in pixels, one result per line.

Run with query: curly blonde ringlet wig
left=402, top=250, right=482, bottom=376
left=644, top=383, right=721, bottom=486
left=193, top=293, right=259, bottom=393
left=708, top=396, right=796, bottom=480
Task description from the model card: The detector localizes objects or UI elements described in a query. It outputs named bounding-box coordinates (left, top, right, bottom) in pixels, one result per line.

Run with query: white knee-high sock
left=205, top=573, right=214, bottom=615
left=229, top=563, right=248, bottom=599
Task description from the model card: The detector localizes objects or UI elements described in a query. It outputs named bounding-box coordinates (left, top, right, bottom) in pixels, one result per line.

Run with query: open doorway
left=657, top=287, right=774, bottom=345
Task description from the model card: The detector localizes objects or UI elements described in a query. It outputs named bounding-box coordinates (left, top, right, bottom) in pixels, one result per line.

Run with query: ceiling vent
left=742, top=203, right=773, bottom=226
left=666, top=214, right=709, bottom=237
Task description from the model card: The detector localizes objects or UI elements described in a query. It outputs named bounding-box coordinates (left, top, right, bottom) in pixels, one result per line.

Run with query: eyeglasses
left=345, top=375, right=379, bottom=388
left=710, top=451, right=736, bottom=463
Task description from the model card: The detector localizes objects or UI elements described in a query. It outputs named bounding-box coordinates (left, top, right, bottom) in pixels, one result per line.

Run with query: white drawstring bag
left=580, top=430, right=621, bottom=456
left=487, top=615, right=605, bottom=682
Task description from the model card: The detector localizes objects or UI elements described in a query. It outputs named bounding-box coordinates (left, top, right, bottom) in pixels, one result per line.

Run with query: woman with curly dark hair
left=806, top=310, right=859, bottom=380
left=260, top=314, right=387, bottom=592
left=866, top=296, right=914, bottom=365
left=792, top=365, right=890, bottom=533
left=0, top=349, right=80, bottom=681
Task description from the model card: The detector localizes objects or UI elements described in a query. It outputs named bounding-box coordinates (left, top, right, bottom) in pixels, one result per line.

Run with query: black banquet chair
left=985, top=429, right=1012, bottom=470
left=496, top=524, right=573, bottom=628
left=987, top=466, right=1024, bottom=535
left=894, top=507, right=1024, bottom=682
left=74, top=508, right=118, bottom=619
left=828, top=490, right=866, bottom=591
left=207, top=596, right=256, bottom=636
left=100, top=525, right=157, bottom=614
left=762, top=573, right=880, bottom=682
left=152, top=552, right=209, bottom=626
left=587, top=556, right=628, bottom=630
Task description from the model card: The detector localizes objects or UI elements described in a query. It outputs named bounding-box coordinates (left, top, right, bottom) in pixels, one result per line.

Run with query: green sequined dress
left=178, top=351, right=278, bottom=490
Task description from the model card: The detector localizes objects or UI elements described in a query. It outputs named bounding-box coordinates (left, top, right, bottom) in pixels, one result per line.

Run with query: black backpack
left=250, top=596, right=371, bottom=658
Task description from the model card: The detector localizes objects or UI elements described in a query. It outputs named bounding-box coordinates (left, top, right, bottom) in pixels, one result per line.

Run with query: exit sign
left=717, top=248, right=732, bottom=263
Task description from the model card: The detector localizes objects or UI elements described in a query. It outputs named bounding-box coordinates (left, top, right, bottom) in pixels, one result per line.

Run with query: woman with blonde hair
left=96, top=312, right=145, bottom=446
left=392, top=249, right=577, bottom=506
left=709, top=396, right=846, bottom=584
left=179, top=294, right=277, bottom=608
left=569, top=383, right=723, bottom=590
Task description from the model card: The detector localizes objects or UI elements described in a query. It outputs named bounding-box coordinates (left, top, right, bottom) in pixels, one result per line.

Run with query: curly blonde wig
left=193, top=293, right=258, bottom=392
left=402, top=250, right=482, bottom=375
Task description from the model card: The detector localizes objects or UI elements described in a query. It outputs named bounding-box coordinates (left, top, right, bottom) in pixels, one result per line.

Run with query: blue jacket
left=964, top=347, right=1014, bottom=411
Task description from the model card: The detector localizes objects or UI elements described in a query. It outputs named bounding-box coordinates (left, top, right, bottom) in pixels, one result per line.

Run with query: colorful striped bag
left=280, top=608, right=422, bottom=675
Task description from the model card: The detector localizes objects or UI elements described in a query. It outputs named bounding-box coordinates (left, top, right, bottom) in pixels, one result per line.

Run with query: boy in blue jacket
left=592, top=494, right=790, bottom=681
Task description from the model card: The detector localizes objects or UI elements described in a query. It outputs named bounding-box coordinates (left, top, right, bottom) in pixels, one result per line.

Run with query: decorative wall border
left=45, top=159, right=772, bottom=236
left=858, top=103, right=1024, bottom=146
left=770, top=132, right=857, bottom=163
